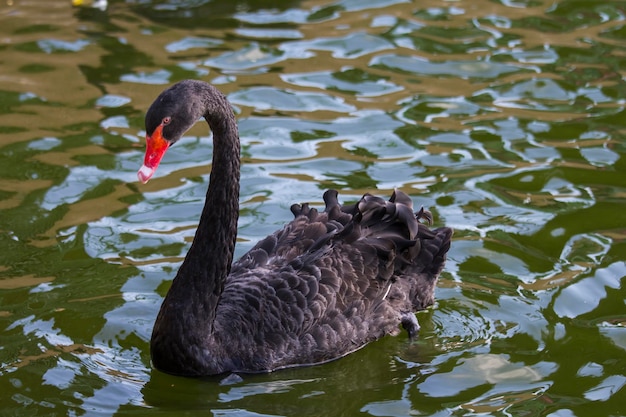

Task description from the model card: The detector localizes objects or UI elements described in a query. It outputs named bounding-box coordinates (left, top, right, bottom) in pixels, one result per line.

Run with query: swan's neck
left=201, top=132, right=240, bottom=266
left=182, top=111, right=240, bottom=316
left=150, top=82, right=241, bottom=374
left=155, top=95, right=240, bottom=336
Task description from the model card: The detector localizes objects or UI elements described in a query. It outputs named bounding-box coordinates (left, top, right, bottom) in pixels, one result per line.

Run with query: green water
left=1, top=0, right=625, bottom=415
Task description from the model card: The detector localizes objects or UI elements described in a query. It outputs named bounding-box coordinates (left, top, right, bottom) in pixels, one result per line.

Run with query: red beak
left=138, top=124, right=169, bottom=183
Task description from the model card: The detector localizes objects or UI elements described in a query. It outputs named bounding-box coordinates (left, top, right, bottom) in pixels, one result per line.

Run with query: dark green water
left=1, top=0, right=625, bottom=415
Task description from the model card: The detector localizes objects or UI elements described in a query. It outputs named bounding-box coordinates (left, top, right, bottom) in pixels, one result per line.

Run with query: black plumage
left=142, top=80, right=453, bottom=376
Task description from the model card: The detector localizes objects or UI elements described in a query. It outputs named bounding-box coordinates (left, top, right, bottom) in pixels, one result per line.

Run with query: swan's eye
left=162, top=117, right=171, bottom=125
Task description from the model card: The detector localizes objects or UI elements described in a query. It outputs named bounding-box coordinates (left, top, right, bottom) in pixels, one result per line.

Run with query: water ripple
left=229, top=87, right=355, bottom=112
left=371, top=54, right=528, bottom=79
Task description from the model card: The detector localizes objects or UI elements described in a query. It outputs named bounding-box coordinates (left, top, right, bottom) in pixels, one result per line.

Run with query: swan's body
left=139, top=80, right=452, bottom=376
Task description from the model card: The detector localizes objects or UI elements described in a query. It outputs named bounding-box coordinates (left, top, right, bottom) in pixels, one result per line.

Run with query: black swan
left=138, top=80, right=453, bottom=376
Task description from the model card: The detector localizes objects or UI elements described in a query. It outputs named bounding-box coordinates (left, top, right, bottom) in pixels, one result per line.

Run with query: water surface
left=1, top=0, right=625, bottom=416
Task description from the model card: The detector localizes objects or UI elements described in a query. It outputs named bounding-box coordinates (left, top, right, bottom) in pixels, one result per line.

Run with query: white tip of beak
left=137, top=164, right=155, bottom=184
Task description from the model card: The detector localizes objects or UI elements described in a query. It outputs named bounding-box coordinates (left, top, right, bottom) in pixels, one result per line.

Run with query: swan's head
left=138, top=80, right=207, bottom=183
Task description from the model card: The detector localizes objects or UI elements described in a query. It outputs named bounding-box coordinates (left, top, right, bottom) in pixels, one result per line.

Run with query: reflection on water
left=1, top=0, right=625, bottom=415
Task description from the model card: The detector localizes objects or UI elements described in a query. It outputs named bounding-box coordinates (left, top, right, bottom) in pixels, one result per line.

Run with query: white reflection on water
left=418, top=353, right=552, bottom=396
left=553, top=261, right=626, bottom=319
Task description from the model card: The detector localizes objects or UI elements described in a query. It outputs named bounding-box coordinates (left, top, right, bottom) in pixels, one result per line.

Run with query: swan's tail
left=328, top=190, right=451, bottom=272
left=287, top=189, right=451, bottom=280
left=282, top=189, right=451, bottom=341
left=329, top=189, right=453, bottom=311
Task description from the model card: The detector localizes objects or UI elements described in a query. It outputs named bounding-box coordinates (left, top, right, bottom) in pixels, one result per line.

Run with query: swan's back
left=207, top=189, right=452, bottom=373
